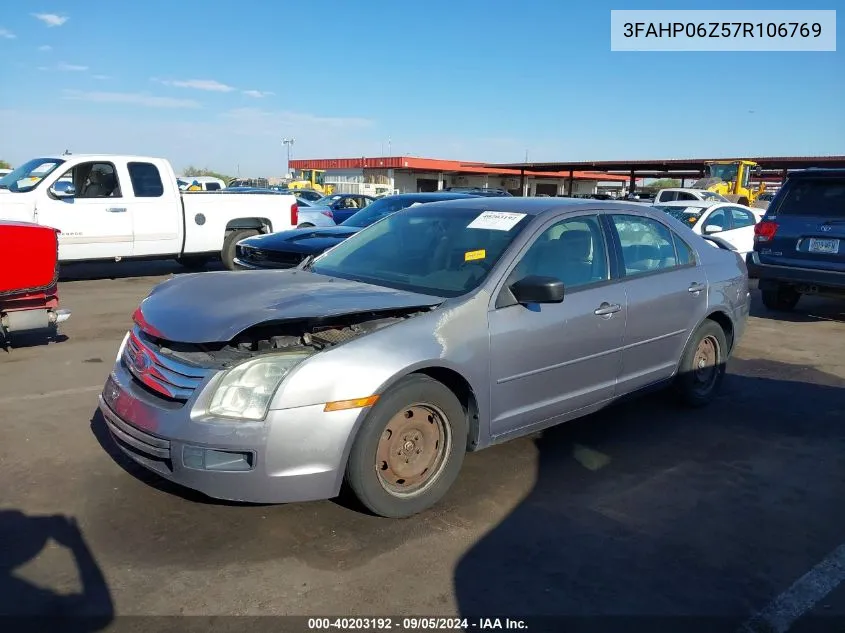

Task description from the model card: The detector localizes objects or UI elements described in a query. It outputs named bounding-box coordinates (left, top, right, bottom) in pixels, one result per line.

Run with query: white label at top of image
left=611, top=10, right=836, bottom=51
left=467, top=211, right=527, bottom=231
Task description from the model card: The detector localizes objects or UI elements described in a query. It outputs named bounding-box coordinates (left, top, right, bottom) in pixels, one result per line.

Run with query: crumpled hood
left=137, top=269, right=443, bottom=343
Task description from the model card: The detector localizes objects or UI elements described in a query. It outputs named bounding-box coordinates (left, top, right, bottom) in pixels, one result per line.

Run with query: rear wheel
left=345, top=375, right=467, bottom=518
left=674, top=320, right=728, bottom=408
left=761, top=283, right=800, bottom=311
left=221, top=229, right=259, bottom=271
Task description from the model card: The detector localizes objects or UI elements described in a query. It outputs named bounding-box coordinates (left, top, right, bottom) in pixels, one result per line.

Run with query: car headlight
left=208, top=352, right=311, bottom=421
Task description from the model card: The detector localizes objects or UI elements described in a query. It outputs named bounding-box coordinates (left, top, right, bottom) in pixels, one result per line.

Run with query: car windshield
left=707, top=163, right=739, bottom=183
left=655, top=205, right=707, bottom=226
left=700, top=191, right=727, bottom=201
left=0, top=157, right=65, bottom=192
left=313, top=195, right=342, bottom=206
left=310, top=206, right=532, bottom=298
left=774, top=177, right=845, bottom=217
left=341, top=196, right=422, bottom=228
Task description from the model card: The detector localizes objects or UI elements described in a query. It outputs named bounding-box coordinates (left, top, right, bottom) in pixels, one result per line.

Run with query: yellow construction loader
left=287, top=169, right=334, bottom=195
left=692, top=160, right=766, bottom=206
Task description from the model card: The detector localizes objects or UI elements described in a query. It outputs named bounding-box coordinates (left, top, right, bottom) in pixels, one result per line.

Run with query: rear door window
left=128, top=162, right=164, bottom=198
left=774, top=178, right=845, bottom=217
left=729, top=207, right=757, bottom=228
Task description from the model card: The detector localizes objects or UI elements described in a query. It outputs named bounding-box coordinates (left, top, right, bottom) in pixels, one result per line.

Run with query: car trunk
left=760, top=175, right=845, bottom=273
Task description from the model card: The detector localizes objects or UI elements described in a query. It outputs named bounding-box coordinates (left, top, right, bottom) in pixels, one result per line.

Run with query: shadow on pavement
left=59, top=258, right=225, bottom=282
left=454, top=359, right=845, bottom=630
left=749, top=289, right=845, bottom=324
left=0, top=509, right=113, bottom=631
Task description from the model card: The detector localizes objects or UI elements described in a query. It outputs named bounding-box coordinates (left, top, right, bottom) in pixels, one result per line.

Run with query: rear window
left=774, top=177, right=845, bottom=217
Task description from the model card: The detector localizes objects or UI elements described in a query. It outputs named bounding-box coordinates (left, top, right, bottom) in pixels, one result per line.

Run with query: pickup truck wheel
left=345, top=375, right=467, bottom=518
left=673, top=320, right=727, bottom=408
left=222, top=229, right=259, bottom=271
left=761, top=284, right=800, bottom=311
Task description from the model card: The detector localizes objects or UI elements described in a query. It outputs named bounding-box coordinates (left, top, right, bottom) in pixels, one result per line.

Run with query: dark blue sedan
left=233, top=192, right=480, bottom=270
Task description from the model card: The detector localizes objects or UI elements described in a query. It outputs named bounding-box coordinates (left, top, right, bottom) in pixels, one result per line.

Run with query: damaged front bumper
left=98, top=354, right=365, bottom=504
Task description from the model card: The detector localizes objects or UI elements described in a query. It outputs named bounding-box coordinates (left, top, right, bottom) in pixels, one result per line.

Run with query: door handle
left=688, top=282, right=706, bottom=293
left=106, top=207, right=127, bottom=213
left=594, top=302, right=622, bottom=316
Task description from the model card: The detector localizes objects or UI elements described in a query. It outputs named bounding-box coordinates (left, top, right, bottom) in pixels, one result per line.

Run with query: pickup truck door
left=125, top=160, right=183, bottom=257
left=36, top=160, right=134, bottom=261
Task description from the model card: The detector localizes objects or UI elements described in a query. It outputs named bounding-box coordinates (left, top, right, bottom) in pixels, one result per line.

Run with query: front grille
left=123, top=327, right=208, bottom=401
left=241, top=248, right=306, bottom=269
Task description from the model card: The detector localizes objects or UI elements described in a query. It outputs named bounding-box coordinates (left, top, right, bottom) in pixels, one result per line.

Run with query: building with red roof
left=288, top=156, right=629, bottom=197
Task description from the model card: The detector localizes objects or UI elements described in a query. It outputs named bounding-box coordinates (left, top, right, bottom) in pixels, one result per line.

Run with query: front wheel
left=345, top=375, right=467, bottom=518
left=221, top=229, right=259, bottom=271
left=673, top=320, right=728, bottom=408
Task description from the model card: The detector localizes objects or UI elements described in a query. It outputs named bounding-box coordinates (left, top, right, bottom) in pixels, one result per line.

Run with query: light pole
left=282, top=138, right=295, bottom=177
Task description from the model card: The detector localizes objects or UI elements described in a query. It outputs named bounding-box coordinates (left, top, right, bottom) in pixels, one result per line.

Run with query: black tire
left=221, top=229, right=259, bottom=271
left=345, top=374, right=467, bottom=518
left=297, top=223, right=315, bottom=229
left=176, top=255, right=210, bottom=270
left=674, top=320, right=728, bottom=408
left=761, top=283, right=800, bottom=312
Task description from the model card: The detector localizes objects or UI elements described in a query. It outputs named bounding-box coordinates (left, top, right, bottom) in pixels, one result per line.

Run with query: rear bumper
left=0, top=307, right=70, bottom=337
left=746, top=252, right=845, bottom=291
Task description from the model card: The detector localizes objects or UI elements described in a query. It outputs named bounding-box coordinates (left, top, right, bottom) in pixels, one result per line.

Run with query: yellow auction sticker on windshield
left=464, top=249, right=486, bottom=262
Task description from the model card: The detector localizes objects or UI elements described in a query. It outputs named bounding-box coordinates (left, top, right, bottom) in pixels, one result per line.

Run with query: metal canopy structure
left=476, top=155, right=845, bottom=193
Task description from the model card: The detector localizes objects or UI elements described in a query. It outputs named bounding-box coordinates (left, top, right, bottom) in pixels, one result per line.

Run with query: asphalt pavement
left=1, top=261, right=844, bottom=633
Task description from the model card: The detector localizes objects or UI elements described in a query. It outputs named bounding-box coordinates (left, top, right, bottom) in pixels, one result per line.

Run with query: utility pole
left=282, top=138, right=295, bottom=177
left=388, top=137, right=391, bottom=155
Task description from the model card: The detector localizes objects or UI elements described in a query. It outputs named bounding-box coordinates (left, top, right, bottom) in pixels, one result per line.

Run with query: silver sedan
left=98, top=198, right=749, bottom=518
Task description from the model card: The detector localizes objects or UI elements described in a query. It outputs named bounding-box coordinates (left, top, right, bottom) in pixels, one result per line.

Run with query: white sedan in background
left=653, top=201, right=763, bottom=256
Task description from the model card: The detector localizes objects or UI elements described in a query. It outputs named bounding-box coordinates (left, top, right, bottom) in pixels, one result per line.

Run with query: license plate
left=808, top=238, right=840, bottom=254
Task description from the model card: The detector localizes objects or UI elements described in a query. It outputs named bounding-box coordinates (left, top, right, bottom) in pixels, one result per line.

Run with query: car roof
left=785, top=168, right=845, bottom=179
left=409, top=196, right=654, bottom=216
left=653, top=200, right=721, bottom=208
left=386, top=192, right=481, bottom=201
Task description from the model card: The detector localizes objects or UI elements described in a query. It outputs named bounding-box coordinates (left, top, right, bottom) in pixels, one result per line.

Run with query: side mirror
left=753, top=165, right=762, bottom=177
left=50, top=182, right=76, bottom=198
left=704, top=224, right=724, bottom=234
left=510, top=275, right=565, bottom=305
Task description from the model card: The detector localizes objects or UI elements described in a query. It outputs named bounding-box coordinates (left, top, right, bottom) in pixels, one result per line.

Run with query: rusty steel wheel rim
left=375, top=403, right=452, bottom=498
left=692, top=335, right=720, bottom=395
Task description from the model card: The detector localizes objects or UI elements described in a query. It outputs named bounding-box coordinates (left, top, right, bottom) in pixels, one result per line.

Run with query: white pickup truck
left=0, top=155, right=298, bottom=270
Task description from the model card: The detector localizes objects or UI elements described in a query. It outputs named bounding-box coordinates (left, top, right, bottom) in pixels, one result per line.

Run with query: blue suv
left=747, top=169, right=845, bottom=311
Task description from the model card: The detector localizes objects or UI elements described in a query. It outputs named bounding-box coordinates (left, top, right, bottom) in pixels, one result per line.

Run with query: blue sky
left=0, top=0, right=842, bottom=176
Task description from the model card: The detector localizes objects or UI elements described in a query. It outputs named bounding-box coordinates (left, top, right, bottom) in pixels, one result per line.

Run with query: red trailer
left=0, top=221, right=71, bottom=345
